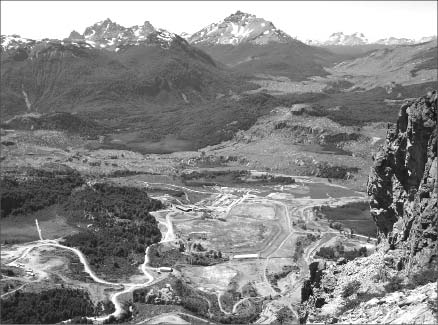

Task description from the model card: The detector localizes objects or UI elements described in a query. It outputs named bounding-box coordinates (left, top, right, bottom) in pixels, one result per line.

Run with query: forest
left=0, top=288, right=95, bottom=324
left=0, top=166, right=84, bottom=218
left=62, top=183, right=163, bottom=279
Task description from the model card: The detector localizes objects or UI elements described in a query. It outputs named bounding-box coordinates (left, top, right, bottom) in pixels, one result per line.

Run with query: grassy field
left=0, top=216, right=40, bottom=243
left=0, top=205, right=79, bottom=244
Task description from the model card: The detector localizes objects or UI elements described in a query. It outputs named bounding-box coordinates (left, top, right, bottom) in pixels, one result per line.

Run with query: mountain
left=1, top=35, right=36, bottom=52
left=1, top=19, right=264, bottom=151
left=68, top=18, right=157, bottom=51
left=187, top=11, right=336, bottom=80
left=188, top=10, right=293, bottom=45
left=375, top=37, right=415, bottom=45
left=326, top=39, right=438, bottom=89
left=323, top=32, right=368, bottom=46
left=306, top=33, right=437, bottom=47
left=300, top=91, right=437, bottom=324
left=180, top=32, right=192, bottom=40
left=418, top=35, right=437, bottom=43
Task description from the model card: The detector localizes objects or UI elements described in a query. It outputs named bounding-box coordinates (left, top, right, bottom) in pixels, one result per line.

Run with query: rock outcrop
left=299, top=91, right=437, bottom=324
left=367, top=90, right=437, bottom=271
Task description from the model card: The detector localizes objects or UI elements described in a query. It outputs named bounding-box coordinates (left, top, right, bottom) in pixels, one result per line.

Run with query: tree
left=276, top=307, right=293, bottom=324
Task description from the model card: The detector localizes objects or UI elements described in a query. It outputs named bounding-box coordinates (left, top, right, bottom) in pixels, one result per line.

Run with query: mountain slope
left=1, top=21, right=263, bottom=151
left=326, top=40, right=438, bottom=89
left=1, top=29, right=249, bottom=118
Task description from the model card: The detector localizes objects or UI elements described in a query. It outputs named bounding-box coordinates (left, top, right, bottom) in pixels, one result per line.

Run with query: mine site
left=1, top=1, right=437, bottom=324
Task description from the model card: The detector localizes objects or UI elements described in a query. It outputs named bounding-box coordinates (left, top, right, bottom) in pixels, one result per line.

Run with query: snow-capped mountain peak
left=1, top=19, right=184, bottom=55
left=304, top=33, right=436, bottom=47
left=179, top=32, right=192, bottom=40
left=375, top=37, right=415, bottom=45
left=65, top=19, right=185, bottom=51
left=188, top=11, right=294, bottom=45
left=417, top=35, right=437, bottom=44
left=1, top=35, right=36, bottom=51
left=75, top=19, right=157, bottom=49
left=324, top=32, right=368, bottom=46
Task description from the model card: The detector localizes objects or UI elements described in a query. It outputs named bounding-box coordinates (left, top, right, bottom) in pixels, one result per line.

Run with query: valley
left=1, top=5, right=437, bottom=325
left=1, top=153, right=376, bottom=323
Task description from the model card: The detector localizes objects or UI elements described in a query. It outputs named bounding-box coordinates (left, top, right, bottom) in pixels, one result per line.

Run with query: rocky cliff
left=367, top=90, right=437, bottom=272
left=299, top=91, right=437, bottom=324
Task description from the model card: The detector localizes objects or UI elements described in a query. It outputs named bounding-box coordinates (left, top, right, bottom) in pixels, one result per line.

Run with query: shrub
left=342, top=280, right=361, bottom=298
left=337, top=298, right=361, bottom=315
left=275, top=307, right=295, bottom=324
left=337, top=291, right=385, bottom=316
left=409, top=268, right=438, bottom=287
left=384, top=276, right=404, bottom=292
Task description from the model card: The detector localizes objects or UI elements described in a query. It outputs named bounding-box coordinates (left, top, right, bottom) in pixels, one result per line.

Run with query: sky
left=1, top=1, right=437, bottom=42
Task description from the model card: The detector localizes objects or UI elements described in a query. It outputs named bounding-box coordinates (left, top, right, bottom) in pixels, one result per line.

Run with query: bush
left=337, top=298, right=361, bottom=315
left=409, top=268, right=438, bottom=287
left=275, top=307, right=295, bottom=324
left=384, top=276, right=404, bottom=292
left=342, top=280, right=361, bottom=298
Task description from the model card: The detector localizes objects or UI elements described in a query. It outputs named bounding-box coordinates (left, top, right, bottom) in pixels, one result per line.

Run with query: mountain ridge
left=306, top=32, right=437, bottom=46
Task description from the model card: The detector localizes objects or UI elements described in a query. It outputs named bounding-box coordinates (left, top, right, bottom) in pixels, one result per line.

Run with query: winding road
left=5, top=218, right=173, bottom=324
left=3, top=173, right=372, bottom=324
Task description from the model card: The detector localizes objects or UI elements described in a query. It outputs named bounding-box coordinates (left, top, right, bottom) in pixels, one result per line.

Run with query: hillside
left=194, top=42, right=335, bottom=81
left=326, top=40, right=438, bottom=90
left=1, top=112, right=108, bottom=138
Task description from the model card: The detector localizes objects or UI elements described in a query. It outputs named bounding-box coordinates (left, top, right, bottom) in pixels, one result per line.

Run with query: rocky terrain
left=299, top=91, right=437, bottom=324
left=368, top=90, right=437, bottom=271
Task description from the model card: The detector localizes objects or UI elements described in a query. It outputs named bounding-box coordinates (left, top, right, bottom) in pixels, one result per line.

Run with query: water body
left=297, top=143, right=351, bottom=156
left=102, top=133, right=196, bottom=154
